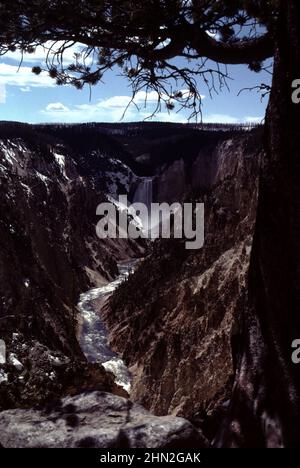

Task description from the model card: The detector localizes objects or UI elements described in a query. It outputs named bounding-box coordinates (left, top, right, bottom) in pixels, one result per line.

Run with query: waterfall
left=133, top=177, right=153, bottom=231
left=133, top=177, right=153, bottom=210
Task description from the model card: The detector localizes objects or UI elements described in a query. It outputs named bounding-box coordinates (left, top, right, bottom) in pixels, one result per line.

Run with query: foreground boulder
left=0, top=391, right=205, bottom=448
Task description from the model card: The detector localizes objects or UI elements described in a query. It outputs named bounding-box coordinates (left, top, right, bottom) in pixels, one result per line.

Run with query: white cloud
left=3, top=41, right=88, bottom=66
left=45, top=102, right=70, bottom=112
left=0, top=63, right=54, bottom=88
left=0, top=41, right=90, bottom=97
left=0, top=84, right=6, bottom=104
left=40, top=91, right=190, bottom=123
left=20, top=86, right=31, bottom=93
left=90, top=90, right=205, bottom=111
left=0, top=63, right=56, bottom=102
left=40, top=92, right=262, bottom=127
left=95, top=90, right=161, bottom=110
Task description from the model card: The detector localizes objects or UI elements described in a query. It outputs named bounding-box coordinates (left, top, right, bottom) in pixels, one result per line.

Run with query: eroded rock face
left=104, top=133, right=261, bottom=440
left=0, top=391, right=205, bottom=448
left=0, top=122, right=144, bottom=409
left=0, top=124, right=141, bottom=353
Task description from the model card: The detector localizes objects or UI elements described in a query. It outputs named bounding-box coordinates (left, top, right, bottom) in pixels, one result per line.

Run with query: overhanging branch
left=147, top=23, right=274, bottom=64
left=190, top=28, right=274, bottom=64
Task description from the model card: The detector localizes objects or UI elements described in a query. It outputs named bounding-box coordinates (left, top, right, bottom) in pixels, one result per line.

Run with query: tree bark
left=222, top=0, right=300, bottom=447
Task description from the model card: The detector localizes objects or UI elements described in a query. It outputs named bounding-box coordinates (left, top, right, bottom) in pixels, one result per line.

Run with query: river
left=77, top=260, right=137, bottom=393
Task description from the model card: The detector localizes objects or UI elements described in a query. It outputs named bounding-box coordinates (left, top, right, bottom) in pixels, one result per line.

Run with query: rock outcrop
left=0, top=391, right=205, bottom=448
left=0, top=332, right=127, bottom=411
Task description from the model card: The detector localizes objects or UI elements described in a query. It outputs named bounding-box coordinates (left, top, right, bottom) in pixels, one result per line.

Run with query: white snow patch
left=48, top=355, right=64, bottom=366
left=0, top=142, right=18, bottom=166
left=53, top=152, right=68, bottom=179
left=35, top=171, right=50, bottom=186
left=0, top=339, right=6, bottom=365
left=9, top=140, right=24, bottom=151
left=8, top=353, right=23, bottom=371
left=20, top=182, right=32, bottom=197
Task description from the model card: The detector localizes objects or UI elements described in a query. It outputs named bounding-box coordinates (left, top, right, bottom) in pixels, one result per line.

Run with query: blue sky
left=0, top=42, right=272, bottom=124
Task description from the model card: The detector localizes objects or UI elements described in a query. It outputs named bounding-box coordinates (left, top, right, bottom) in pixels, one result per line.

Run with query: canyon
left=0, top=121, right=265, bottom=447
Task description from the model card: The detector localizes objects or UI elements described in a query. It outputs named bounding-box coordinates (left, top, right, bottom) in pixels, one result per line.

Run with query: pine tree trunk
left=223, top=1, right=300, bottom=447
